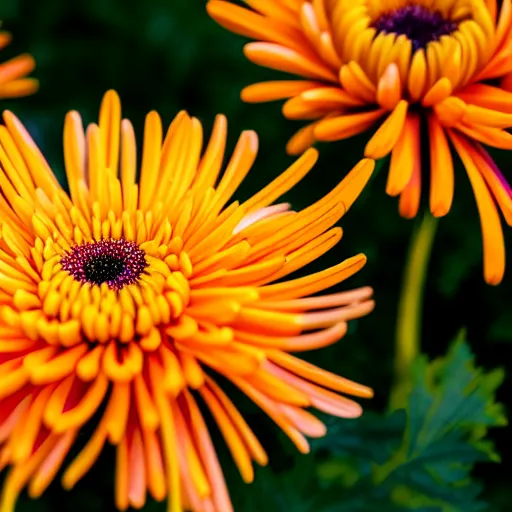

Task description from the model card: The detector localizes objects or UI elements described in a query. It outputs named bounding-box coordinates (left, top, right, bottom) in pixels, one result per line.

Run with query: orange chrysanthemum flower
left=207, top=0, right=512, bottom=285
left=0, top=91, right=375, bottom=511
left=0, top=25, right=38, bottom=99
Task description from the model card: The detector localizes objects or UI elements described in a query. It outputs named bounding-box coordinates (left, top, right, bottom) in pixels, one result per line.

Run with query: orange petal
left=422, top=77, right=452, bottom=107
left=282, top=96, right=338, bottom=120
left=184, top=391, right=234, bottom=512
left=244, top=42, right=338, bottom=82
left=0, top=54, right=35, bottom=84
left=477, top=46, right=512, bottom=81
left=241, top=80, right=322, bottom=103
left=268, top=363, right=363, bottom=418
left=407, top=49, right=427, bottom=102
left=0, top=32, right=13, bottom=50
left=280, top=405, right=327, bottom=437
left=339, top=62, right=376, bottom=103
left=207, top=0, right=308, bottom=53
left=434, top=96, right=467, bottom=127
left=463, top=104, right=512, bottom=128
left=467, top=144, right=512, bottom=225
left=286, top=122, right=318, bottom=155
left=448, top=131, right=505, bottom=285
left=484, top=0, right=497, bottom=23
left=198, top=386, right=255, bottom=483
left=428, top=115, right=454, bottom=217
left=457, top=83, right=512, bottom=113
left=376, top=63, right=402, bottom=110
left=398, top=114, right=422, bottom=219
left=259, top=254, right=367, bottom=300
left=315, top=109, right=385, bottom=142
left=268, top=350, right=373, bottom=398
left=386, top=112, right=419, bottom=196
left=0, top=79, right=39, bottom=99
left=364, top=100, right=408, bottom=159
left=301, top=86, right=366, bottom=108
left=501, top=72, right=512, bottom=91
left=455, top=122, right=512, bottom=149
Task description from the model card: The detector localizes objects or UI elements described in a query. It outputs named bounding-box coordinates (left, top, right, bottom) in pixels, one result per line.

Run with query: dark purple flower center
left=373, top=5, right=458, bottom=50
left=61, top=239, right=147, bottom=290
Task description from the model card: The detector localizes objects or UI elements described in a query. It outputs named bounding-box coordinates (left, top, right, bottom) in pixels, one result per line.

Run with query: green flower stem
left=390, top=212, right=439, bottom=409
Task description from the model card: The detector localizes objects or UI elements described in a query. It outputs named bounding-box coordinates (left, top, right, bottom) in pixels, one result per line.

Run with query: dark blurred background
left=1, top=0, right=511, bottom=510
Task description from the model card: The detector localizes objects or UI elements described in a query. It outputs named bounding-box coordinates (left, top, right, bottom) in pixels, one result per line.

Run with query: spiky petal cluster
left=0, top=91, right=375, bottom=511
left=207, top=0, right=512, bottom=284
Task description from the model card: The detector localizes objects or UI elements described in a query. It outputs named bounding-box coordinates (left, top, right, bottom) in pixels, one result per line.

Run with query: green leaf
left=314, top=337, right=506, bottom=512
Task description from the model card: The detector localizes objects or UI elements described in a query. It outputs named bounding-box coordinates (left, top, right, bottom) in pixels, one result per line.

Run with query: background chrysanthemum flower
left=0, top=24, right=38, bottom=99
left=207, top=0, right=512, bottom=285
left=0, top=91, right=376, bottom=511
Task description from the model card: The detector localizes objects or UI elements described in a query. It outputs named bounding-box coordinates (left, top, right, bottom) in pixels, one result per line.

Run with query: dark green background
left=1, top=0, right=511, bottom=510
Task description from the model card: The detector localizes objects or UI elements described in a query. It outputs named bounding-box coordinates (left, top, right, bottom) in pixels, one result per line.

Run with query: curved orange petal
left=449, top=131, right=506, bottom=285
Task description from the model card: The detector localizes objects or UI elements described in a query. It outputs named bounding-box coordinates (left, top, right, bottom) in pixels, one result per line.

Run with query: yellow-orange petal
left=315, top=109, right=385, bottom=142
left=449, top=131, right=505, bottom=285
left=241, top=80, right=323, bottom=103
left=244, top=42, right=338, bottom=82
left=422, top=77, right=453, bottom=107
left=398, top=113, right=422, bottom=219
left=364, top=100, right=408, bottom=159
left=458, top=83, right=512, bottom=113
left=428, top=115, right=454, bottom=217
left=286, top=122, right=318, bottom=155
left=339, top=62, right=376, bottom=103
left=386, top=113, right=419, bottom=196
left=376, top=63, right=402, bottom=110
left=207, top=0, right=308, bottom=52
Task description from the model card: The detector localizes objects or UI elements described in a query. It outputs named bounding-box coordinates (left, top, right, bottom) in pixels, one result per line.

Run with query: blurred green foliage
left=1, top=0, right=511, bottom=510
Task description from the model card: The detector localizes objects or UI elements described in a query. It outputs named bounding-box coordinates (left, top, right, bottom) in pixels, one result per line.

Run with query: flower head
left=0, top=91, right=375, bottom=511
left=0, top=25, right=38, bottom=99
left=207, top=0, right=512, bottom=285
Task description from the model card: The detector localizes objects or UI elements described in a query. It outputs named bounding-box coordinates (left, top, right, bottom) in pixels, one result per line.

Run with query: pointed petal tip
left=362, top=386, right=374, bottom=400
left=242, top=41, right=258, bottom=57
left=306, top=146, right=319, bottom=157
left=338, top=159, right=375, bottom=213
left=399, top=210, right=418, bottom=220
left=341, top=253, right=368, bottom=274
left=206, top=0, right=221, bottom=16
left=364, top=299, right=376, bottom=314
left=484, top=268, right=505, bottom=286
left=356, top=253, right=368, bottom=266
left=352, top=157, right=376, bottom=179
left=102, top=89, right=121, bottom=103
left=362, top=157, right=376, bottom=172
left=352, top=285, right=373, bottom=299
left=385, top=183, right=401, bottom=197
left=301, top=146, right=319, bottom=164
left=2, top=109, right=14, bottom=119
left=364, top=100, right=409, bottom=159
left=345, top=402, right=364, bottom=418
left=398, top=198, right=420, bottom=219
left=430, top=205, right=450, bottom=218
left=286, top=139, right=314, bottom=156
left=242, top=129, right=259, bottom=147
left=213, top=113, right=228, bottom=130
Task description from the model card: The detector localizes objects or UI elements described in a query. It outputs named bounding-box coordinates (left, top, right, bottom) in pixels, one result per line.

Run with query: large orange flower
left=0, top=91, right=375, bottom=511
left=207, top=0, right=512, bottom=285
left=0, top=25, right=37, bottom=99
